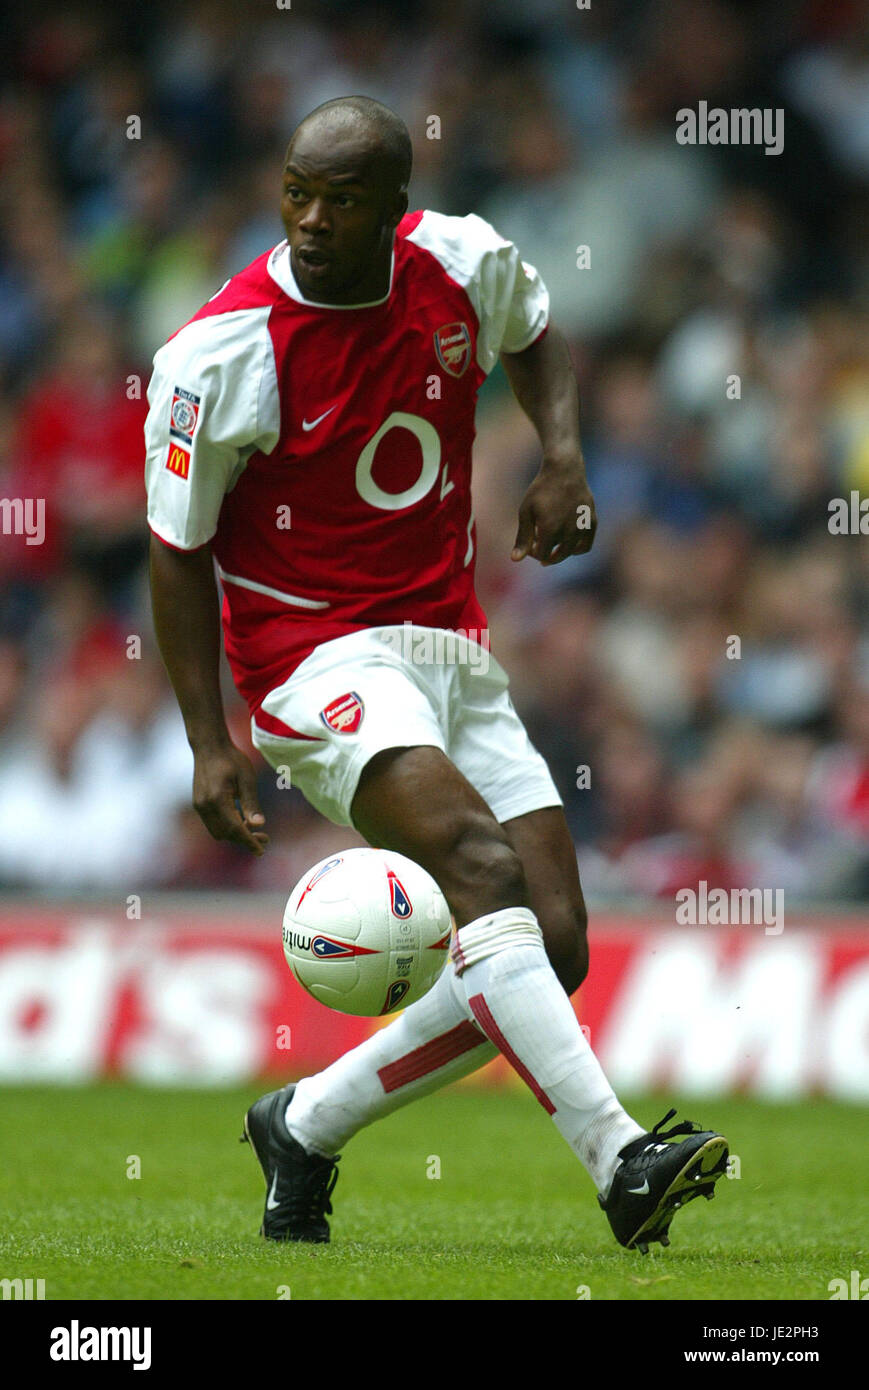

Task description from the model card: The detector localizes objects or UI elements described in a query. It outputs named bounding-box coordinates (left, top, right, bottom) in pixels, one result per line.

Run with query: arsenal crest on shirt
left=320, top=691, right=365, bottom=734
left=434, top=321, right=472, bottom=377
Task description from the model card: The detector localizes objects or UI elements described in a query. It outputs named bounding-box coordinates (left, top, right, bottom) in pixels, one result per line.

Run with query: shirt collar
left=267, top=240, right=394, bottom=309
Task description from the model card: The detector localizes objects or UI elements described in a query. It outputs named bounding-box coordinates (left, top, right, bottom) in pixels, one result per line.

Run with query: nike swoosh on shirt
left=302, top=406, right=337, bottom=431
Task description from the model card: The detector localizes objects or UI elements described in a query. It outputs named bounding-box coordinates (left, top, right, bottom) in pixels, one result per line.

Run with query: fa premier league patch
left=434, top=321, right=471, bottom=377
left=164, top=386, right=201, bottom=479
left=169, top=386, right=201, bottom=446
left=320, top=691, right=364, bottom=734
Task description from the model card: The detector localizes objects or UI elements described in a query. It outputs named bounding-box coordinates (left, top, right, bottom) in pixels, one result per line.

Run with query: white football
left=282, top=848, right=451, bottom=1016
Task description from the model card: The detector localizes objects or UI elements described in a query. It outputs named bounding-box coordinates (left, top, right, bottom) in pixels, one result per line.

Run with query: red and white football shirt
left=145, top=210, right=549, bottom=714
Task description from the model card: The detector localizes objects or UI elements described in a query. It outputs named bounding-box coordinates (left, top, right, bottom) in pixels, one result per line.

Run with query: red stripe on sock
left=468, top=992, right=556, bottom=1115
left=377, top=1020, right=486, bottom=1094
left=449, top=933, right=467, bottom=975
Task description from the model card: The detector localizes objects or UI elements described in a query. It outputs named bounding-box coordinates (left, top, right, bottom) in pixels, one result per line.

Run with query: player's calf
left=502, top=807, right=589, bottom=994
left=539, top=899, right=588, bottom=995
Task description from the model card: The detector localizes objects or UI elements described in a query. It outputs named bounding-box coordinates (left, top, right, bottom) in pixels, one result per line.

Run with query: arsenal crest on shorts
left=434, top=321, right=472, bottom=378
left=320, top=691, right=364, bottom=734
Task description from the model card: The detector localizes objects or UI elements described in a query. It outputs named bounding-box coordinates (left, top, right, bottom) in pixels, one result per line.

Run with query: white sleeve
left=145, top=307, right=280, bottom=550
left=406, top=211, right=550, bottom=374
left=469, top=214, right=550, bottom=359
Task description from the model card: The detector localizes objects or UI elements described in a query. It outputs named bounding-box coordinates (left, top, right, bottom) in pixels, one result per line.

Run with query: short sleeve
left=405, top=212, right=550, bottom=375
left=470, top=216, right=549, bottom=368
left=145, top=306, right=279, bottom=550
left=498, top=258, right=550, bottom=355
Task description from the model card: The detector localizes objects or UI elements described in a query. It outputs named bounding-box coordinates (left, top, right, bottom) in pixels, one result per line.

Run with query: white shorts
left=250, top=624, right=562, bottom=829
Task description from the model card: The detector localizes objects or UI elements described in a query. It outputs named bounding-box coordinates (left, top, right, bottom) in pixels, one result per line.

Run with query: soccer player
left=146, top=97, right=728, bottom=1253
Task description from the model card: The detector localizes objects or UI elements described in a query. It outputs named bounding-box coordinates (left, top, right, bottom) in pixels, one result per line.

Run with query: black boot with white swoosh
left=241, top=1083, right=340, bottom=1242
left=598, top=1108, right=729, bottom=1254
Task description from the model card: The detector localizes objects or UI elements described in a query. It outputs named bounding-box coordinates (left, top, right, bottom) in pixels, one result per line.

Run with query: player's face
left=281, top=127, right=406, bottom=304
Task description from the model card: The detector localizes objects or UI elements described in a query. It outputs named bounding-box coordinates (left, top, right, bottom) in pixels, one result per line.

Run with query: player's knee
left=446, top=815, right=529, bottom=922
left=477, top=837, right=529, bottom=912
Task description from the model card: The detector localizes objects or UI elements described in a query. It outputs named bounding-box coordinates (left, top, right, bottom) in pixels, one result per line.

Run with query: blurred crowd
left=0, top=0, right=866, bottom=902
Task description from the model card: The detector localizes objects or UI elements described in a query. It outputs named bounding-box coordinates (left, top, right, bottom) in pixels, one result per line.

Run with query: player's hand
left=192, top=742, right=269, bottom=856
left=511, top=463, right=597, bottom=566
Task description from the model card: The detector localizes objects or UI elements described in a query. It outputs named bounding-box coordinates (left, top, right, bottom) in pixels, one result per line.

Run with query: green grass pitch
left=0, top=1083, right=865, bottom=1301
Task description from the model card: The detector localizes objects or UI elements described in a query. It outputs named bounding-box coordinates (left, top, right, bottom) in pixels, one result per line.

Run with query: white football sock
left=452, top=907, right=645, bottom=1195
left=285, top=961, right=496, bottom=1157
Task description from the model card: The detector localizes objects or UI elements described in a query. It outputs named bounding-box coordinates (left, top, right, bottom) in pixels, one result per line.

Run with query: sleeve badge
left=169, top=386, right=201, bottom=446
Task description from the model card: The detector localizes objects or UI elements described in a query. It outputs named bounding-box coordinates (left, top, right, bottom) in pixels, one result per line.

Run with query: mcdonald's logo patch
left=165, top=444, right=190, bottom=479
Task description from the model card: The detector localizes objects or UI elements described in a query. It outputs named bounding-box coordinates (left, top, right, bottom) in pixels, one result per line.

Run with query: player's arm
left=145, top=311, right=280, bottom=856
left=500, top=322, right=596, bottom=566
left=149, top=535, right=268, bottom=856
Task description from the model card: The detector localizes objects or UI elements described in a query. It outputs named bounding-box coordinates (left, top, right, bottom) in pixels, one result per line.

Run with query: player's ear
left=389, top=188, right=408, bottom=227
